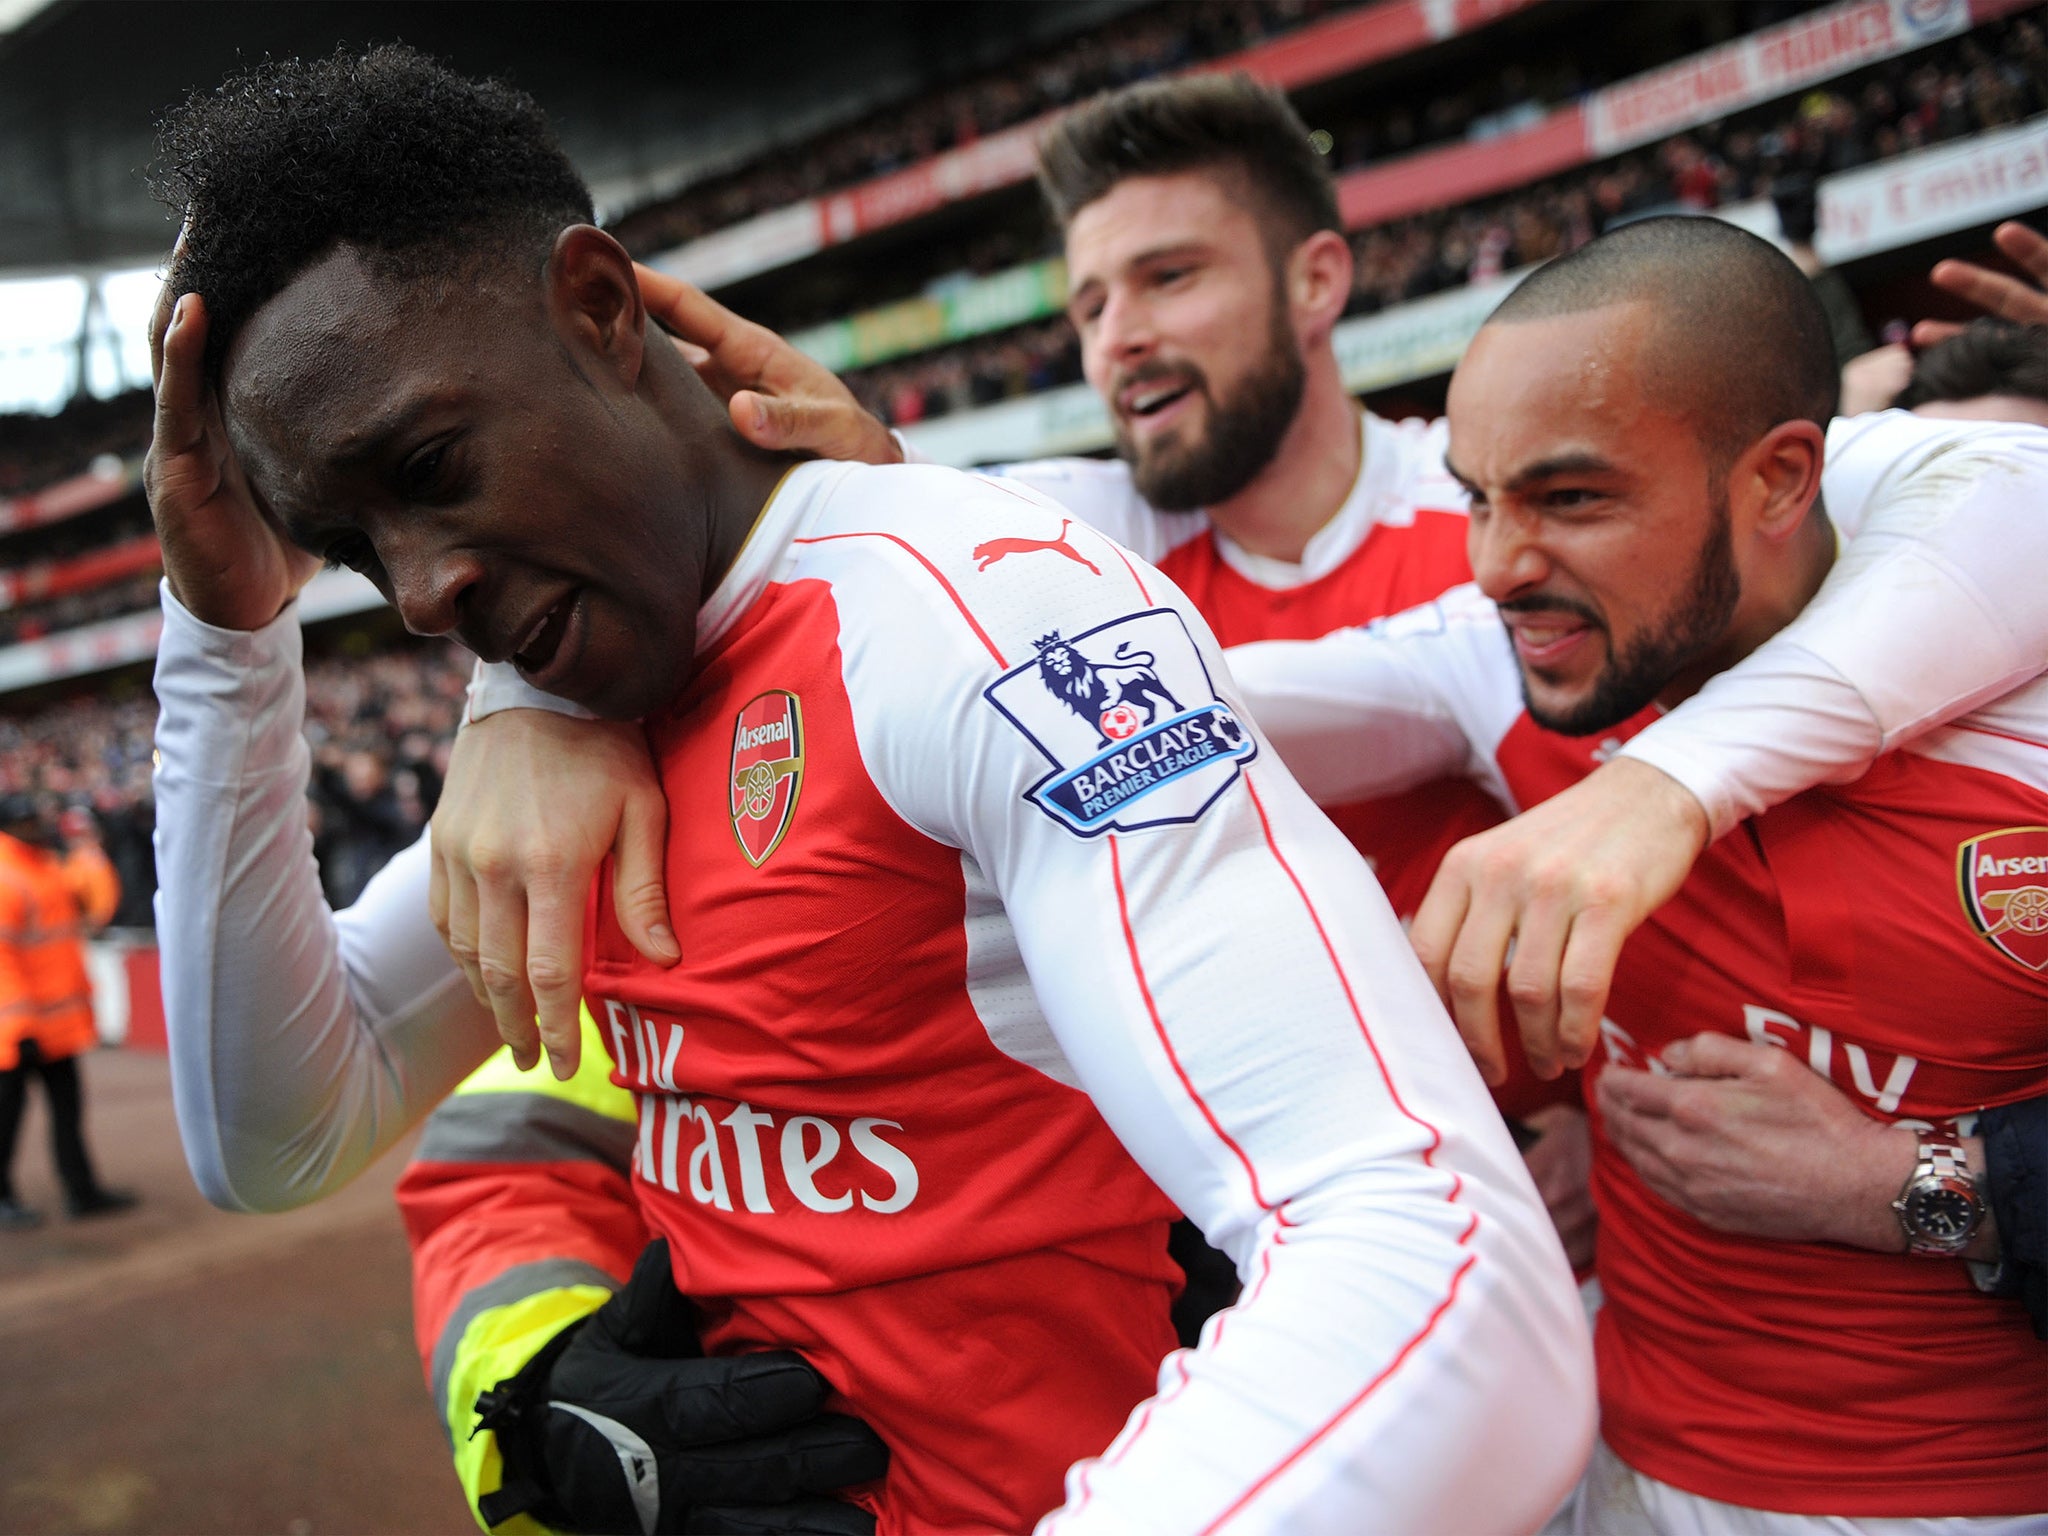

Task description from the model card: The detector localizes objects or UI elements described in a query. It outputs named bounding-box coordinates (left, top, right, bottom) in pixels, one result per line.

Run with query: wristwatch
left=1891, top=1127, right=1984, bottom=1257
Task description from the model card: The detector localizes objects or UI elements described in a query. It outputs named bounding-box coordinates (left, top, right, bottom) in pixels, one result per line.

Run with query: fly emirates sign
left=601, top=997, right=920, bottom=1217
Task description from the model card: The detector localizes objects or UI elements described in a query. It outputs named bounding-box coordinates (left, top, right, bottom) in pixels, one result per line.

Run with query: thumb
left=600, top=1239, right=702, bottom=1359
left=1659, top=1031, right=1755, bottom=1079
left=613, top=785, right=679, bottom=966
left=730, top=390, right=804, bottom=452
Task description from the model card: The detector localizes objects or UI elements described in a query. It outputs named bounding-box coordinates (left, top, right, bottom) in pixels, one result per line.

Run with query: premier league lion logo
left=1032, top=630, right=1183, bottom=746
left=985, top=608, right=1256, bottom=838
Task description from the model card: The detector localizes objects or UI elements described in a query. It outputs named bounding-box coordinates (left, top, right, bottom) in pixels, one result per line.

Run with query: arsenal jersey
left=983, top=411, right=1571, bottom=1119
left=579, top=460, right=1592, bottom=1535
left=1232, top=581, right=2048, bottom=1518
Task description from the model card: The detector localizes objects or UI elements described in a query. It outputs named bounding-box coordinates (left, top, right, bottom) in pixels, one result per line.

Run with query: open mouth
left=513, top=589, right=580, bottom=676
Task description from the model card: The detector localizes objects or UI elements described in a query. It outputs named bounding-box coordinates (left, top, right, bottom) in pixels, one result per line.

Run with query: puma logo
left=972, top=518, right=1102, bottom=576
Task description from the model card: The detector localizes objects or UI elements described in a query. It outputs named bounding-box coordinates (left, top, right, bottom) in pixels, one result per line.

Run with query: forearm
left=1828, top=1124, right=1997, bottom=1262
left=153, top=584, right=498, bottom=1211
left=1622, top=419, right=2048, bottom=840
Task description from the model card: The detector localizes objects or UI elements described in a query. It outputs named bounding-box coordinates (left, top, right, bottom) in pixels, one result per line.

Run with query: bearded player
left=1231, top=217, right=2048, bottom=1529
left=412, top=76, right=2048, bottom=1530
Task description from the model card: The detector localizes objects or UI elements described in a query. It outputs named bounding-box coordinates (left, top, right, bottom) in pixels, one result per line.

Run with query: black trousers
left=0, top=1040, right=97, bottom=1203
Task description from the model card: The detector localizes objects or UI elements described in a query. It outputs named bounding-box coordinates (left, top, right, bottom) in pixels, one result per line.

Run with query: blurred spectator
left=609, top=0, right=1335, bottom=257
left=845, top=14, right=2048, bottom=428
left=1772, top=174, right=1874, bottom=365
left=0, top=637, right=471, bottom=923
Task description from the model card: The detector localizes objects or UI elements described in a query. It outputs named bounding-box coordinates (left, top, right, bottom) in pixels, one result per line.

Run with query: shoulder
left=980, top=456, right=1204, bottom=559
left=791, top=460, right=1192, bottom=680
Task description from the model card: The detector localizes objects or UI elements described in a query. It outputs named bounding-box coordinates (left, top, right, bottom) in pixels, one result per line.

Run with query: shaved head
left=1485, top=216, right=1838, bottom=466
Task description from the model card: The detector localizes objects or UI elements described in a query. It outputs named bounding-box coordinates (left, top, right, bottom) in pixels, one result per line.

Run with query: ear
left=1733, top=419, right=1826, bottom=544
left=1285, top=229, right=1353, bottom=345
left=545, top=226, right=647, bottom=390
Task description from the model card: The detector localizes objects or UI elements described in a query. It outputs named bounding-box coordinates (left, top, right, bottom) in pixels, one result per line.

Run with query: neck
left=648, top=342, right=797, bottom=601
left=1657, top=509, right=1836, bottom=709
left=1203, top=347, right=1362, bottom=564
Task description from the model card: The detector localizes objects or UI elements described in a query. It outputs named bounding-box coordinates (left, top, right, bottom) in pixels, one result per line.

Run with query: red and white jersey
left=582, top=458, right=1592, bottom=1534
left=977, top=412, right=1578, bottom=1117
left=980, top=411, right=1498, bottom=921
left=1231, top=590, right=2048, bottom=1517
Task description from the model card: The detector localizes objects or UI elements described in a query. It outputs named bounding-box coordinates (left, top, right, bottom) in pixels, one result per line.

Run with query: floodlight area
left=0, top=265, right=162, bottom=415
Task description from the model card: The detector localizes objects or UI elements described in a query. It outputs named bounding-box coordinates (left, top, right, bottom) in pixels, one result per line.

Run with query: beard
left=1115, top=296, right=1306, bottom=513
left=1514, top=490, right=1741, bottom=737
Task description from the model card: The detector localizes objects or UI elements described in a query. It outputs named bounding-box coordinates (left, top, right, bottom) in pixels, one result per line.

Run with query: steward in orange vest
left=0, top=795, right=132, bottom=1229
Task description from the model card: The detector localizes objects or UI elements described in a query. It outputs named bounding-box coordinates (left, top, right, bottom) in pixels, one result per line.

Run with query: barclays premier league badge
left=1957, top=825, right=2048, bottom=972
left=984, top=608, right=1255, bottom=838
left=730, top=690, right=805, bottom=867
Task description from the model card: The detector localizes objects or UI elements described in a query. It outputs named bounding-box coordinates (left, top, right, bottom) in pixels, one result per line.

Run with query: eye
left=322, top=532, right=378, bottom=575
left=1545, top=487, right=1603, bottom=511
left=402, top=442, right=449, bottom=498
left=1152, top=264, right=1194, bottom=289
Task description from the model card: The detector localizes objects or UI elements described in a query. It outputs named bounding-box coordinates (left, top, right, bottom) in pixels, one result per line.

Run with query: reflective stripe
left=416, top=1092, right=636, bottom=1172
left=431, top=1258, right=620, bottom=1444
left=450, top=1007, right=636, bottom=1126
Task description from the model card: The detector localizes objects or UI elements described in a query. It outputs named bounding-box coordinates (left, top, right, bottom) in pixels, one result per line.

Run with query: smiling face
left=1445, top=302, right=1746, bottom=736
left=222, top=240, right=715, bottom=719
left=1064, top=171, right=1305, bottom=511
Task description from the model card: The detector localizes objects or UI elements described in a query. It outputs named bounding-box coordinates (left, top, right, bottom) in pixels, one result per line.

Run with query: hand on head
left=635, top=264, right=901, bottom=467
left=143, top=282, right=320, bottom=631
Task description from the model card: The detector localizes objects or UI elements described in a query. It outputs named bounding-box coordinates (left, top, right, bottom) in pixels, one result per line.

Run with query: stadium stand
left=2, top=0, right=2045, bottom=944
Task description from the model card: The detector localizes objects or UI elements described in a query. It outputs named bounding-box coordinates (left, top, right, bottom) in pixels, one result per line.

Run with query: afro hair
left=150, top=44, right=594, bottom=377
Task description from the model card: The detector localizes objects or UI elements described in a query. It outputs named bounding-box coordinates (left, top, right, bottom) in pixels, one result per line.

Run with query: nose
left=1467, top=505, right=1550, bottom=605
left=382, top=532, right=484, bottom=638
left=1092, top=287, right=1156, bottom=377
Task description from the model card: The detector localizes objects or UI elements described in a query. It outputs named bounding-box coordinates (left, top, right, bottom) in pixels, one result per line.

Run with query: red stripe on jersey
left=1198, top=1212, right=1482, bottom=1535
left=1241, top=774, right=1453, bottom=1171
left=791, top=532, right=1009, bottom=667
left=1102, top=539, right=1154, bottom=605
left=1108, top=833, right=1272, bottom=1210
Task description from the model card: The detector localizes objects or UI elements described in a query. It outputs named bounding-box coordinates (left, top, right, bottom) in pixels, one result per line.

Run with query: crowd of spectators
left=848, top=16, right=2048, bottom=427
left=0, top=390, right=149, bottom=500
left=611, top=0, right=1339, bottom=256
left=0, top=636, right=471, bottom=923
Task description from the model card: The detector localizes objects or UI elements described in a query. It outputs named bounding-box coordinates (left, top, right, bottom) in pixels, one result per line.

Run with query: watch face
left=1905, top=1185, right=1977, bottom=1241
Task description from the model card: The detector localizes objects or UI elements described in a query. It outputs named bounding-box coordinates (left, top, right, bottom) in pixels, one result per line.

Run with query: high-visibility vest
left=0, top=833, right=114, bottom=1070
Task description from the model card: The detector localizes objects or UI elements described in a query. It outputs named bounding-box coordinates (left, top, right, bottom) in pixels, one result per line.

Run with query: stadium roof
left=0, top=0, right=1138, bottom=411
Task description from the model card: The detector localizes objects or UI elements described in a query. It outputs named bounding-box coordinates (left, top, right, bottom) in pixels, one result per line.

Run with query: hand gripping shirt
left=1228, top=421, right=2048, bottom=1519
left=579, top=457, right=1593, bottom=1534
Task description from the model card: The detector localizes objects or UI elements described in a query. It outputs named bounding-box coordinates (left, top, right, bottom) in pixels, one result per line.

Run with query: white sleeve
left=1224, top=588, right=1515, bottom=811
left=152, top=584, right=500, bottom=1213
left=1619, top=412, right=2048, bottom=839
left=858, top=553, right=1591, bottom=1533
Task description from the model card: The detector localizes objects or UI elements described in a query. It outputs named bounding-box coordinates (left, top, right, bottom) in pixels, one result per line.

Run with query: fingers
left=1656, top=1030, right=1760, bottom=1079
left=475, top=854, right=565, bottom=1075
left=636, top=264, right=772, bottom=384
left=1909, top=318, right=1963, bottom=350
left=1412, top=867, right=1505, bottom=1082
left=446, top=853, right=541, bottom=1071
left=1441, top=892, right=1516, bottom=1083
left=1502, top=892, right=1570, bottom=1079
left=613, top=782, right=680, bottom=967
left=150, top=294, right=212, bottom=456
left=1552, top=906, right=1626, bottom=1071
left=669, top=1415, right=890, bottom=1512
left=524, top=868, right=588, bottom=1077
left=1993, top=219, right=2048, bottom=284
left=1928, top=258, right=2048, bottom=327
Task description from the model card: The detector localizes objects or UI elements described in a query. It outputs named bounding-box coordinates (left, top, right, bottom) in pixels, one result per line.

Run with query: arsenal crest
left=1957, top=825, right=2048, bottom=972
left=729, top=690, right=805, bottom=867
